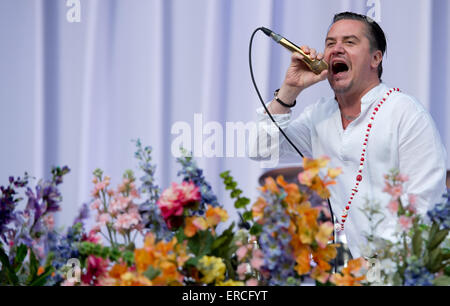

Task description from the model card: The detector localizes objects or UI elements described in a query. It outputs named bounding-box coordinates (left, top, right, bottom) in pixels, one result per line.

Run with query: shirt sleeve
left=398, top=109, right=448, bottom=216
left=248, top=103, right=314, bottom=166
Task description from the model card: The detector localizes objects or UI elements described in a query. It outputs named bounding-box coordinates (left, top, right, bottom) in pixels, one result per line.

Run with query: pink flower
left=246, top=278, right=258, bottom=286
left=90, top=199, right=102, bottom=211
left=43, top=214, right=55, bottom=230
left=398, top=216, right=413, bottom=232
left=388, top=200, right=399, bottom=214
left=237, top=263, right=248, bottom=280
left=236, top=246, right=248, bottom=261
left=250, top=249, right=264, bottom=270
left=85, top=230, right=102, bottom=243
left=114, top=212, right=141, bottom=232
left=81, top=255, right=109, bottom=286
left=157, top=181, right=201, bottom=221
left=383, top=183, right=403, bottom=199
left=395, top=174, right=409, bottom=183
left=91, top=180, right=109, bottom=197
left=407, top=194, right=417, bottom=213
left=97, top=213, right=110, bottom=227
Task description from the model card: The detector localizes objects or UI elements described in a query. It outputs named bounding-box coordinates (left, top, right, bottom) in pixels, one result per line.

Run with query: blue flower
left=176, top=151, right=220, bottom=210
left=257, top=193, right=296, bottom=285
left=47, top=223, right=84, bottom=284
left=427, top=194, right=450, bottom=229
left=134, top=139, right=172, bottom=241
left=404, top=261, right=434, bottom=286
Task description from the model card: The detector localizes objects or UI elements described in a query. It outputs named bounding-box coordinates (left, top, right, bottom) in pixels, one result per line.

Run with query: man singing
left=250, top=12, right=447, bottom=258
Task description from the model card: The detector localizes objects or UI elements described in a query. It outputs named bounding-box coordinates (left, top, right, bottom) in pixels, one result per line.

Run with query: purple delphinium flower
left=134, top=139, right=172, bottom=240
left=404, top=261, right=434, bottom=286
left=46, top=222, right=84, bottom=285
left=72, top=203, right=90, bottom=226
left=427, top=193, right=450, bottom=229
left=257, top=192, right=297, bottom=286
left=1, top=167, right=69, bottom=260
left=176, top=149, right=220, bottom=214
left=0, top=175, right=28, bottom=246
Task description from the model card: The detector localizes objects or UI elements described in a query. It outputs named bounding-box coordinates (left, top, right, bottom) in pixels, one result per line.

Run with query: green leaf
left=243, top=211, right=253, bottom=221
left=230, top=189, right=242, bottom=199
left=188, top=230, right=213, bottom=258
left=175, top=226, right=187, bottom=243
left=219, top=171, right=230, bottom=179
left=445, top=264, right=450, bottom=276
left=185, top=257, right=199, bottom=267
left=211, top=236, right=229, bottom=251
left=412, top=229, right=423, bottom=257
left=26, top=248, right=39, bottom=284
left=249, top=223, right=263, bottom=236
left=428, top=229, right=449, bottom=250
left=143, top=266, right=161, bottom=281
left=433, top=275, right=450, bottom=286
left=427, top=247, right=441, bottom=271
left=29, top=266, right=53, bottom=286
left=0, top=247, right=19, bottom=285
left=235, top=197, right=250, bottom=209
left=427, top=222, right=439, bottom=247
left=13, top=244, right=28, bottom=273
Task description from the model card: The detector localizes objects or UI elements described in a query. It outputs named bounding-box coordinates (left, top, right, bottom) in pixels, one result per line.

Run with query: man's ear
left=371, top=50, right=383, bottom=70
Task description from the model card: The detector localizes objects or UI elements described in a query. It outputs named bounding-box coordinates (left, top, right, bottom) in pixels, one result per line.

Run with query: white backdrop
left=1, top=0, right=449, bottom=227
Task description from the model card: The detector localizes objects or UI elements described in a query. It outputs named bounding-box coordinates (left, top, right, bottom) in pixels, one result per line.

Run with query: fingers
left=300, top=45, right=324, bottom=61
left=315, top=69, right=328, bottom=81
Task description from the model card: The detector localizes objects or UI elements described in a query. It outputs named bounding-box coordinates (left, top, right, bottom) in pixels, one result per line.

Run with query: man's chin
left=329, top=79, right=353, bottom=94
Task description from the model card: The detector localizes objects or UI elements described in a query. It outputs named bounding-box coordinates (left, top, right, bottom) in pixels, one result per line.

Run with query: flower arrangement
left=1, top=141, right=448, bottom=286
left=358, top=170, right=450, bottom=286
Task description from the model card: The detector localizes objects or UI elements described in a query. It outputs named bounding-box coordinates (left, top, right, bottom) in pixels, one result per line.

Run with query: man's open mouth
left=331, top=60, right=349, bottom=76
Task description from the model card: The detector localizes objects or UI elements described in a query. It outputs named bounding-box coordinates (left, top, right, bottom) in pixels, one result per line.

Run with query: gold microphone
left=261, top=27, right=328, bottom=75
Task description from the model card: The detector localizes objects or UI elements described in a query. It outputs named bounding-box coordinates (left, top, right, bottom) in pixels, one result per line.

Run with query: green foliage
left=78, top=242, right=134, bottom=266
left=220, top=171, right=253, bottom=230
left=0, top=245, right=54, bottom=286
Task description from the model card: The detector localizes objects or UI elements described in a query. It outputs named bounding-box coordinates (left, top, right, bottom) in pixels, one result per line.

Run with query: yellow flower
left=197, top=256, right=226, bottom=284
left=330, top=258, right=366, bottom=286
left=327, top=167, right=342, bottom=179
left=119, top=272, right=153, bottom=286
left=310, top=266, right=330, bottom=284
left=216, top=279, right=245, bottom=286
left=276, top=176, right=302, bottom=205
left=132, top=233, right=190, bottom=286
left=184, top=216, right=208, bottom=237
left=260, top=177, right=280, bottom=194
left=315, top=222, right=334, bottom=248
left=297, top=157, right=340, bottom=199
left=205, top=205, right=229, bottom=227
left=294, top=245, right=311, bottom=275
left=298, top=157, right=330, bottom=186
left=251, top=197, right=267, bottom=221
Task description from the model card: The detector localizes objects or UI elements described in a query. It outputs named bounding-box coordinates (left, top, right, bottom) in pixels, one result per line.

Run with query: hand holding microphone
left=262, top=27, right=328, bottom=106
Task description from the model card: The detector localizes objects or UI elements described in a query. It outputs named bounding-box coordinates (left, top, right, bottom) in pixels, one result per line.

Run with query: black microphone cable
left=249, top=27, right=338, bottom=273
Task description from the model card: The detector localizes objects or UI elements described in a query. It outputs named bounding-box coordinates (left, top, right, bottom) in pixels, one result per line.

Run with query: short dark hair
left=332, top=12, right=387, bottom=79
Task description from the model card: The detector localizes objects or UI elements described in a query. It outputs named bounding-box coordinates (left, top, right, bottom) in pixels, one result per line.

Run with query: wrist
left=277, top=84, right=302, bottom=106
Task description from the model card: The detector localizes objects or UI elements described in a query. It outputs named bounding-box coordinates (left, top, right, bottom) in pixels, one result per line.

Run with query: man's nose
left=330, top=42, right=345, bottom=56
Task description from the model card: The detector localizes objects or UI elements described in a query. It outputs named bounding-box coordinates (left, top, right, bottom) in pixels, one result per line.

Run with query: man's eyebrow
left=325, top=35, right=360, bottom=42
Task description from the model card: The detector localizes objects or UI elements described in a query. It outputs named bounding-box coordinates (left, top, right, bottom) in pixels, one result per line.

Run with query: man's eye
left=326, top=43, right=335, bottom=48
left=346, top=41, right=355, bottom=45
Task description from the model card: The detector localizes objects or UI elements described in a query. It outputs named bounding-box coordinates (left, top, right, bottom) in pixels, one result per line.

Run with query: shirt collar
left=360, top=82, right=387, bottom=104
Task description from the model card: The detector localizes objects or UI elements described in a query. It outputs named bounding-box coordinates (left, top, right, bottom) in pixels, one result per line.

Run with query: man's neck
left=336, top=80, right=381, bottom=109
